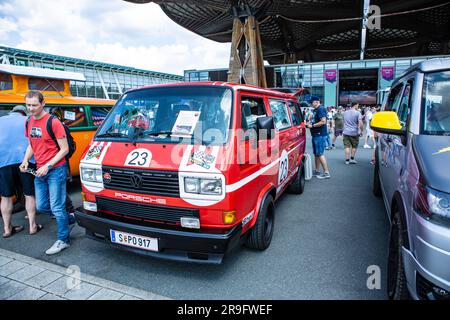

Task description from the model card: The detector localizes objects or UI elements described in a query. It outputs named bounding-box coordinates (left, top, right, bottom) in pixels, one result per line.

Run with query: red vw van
left=75, top=82, right=307, bottom=263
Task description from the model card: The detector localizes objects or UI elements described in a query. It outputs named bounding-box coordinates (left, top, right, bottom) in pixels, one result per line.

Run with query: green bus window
left=91, top=106, right=111, bottom=127
left=46, top=106, right=88, bottom=128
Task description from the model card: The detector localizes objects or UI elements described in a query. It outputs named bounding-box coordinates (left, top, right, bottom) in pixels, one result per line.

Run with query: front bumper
left=403, top=213, right=450, bottom=300
left=74, top=208, right=242, bottom=264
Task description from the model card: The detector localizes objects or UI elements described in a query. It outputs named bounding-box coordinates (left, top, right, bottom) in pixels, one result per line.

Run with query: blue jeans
left=35, top=164, right=69, bottom=243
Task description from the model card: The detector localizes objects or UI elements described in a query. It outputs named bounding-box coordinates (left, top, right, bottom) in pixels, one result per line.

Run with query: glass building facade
left=185, top=55, right=450, bottom=107
left=0, top=46, right=183, bottom=100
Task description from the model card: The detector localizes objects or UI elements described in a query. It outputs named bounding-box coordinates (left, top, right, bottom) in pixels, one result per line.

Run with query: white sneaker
left=45, top=240, right=70, bottom=255
left=350, top=159, right=357, bottom=164
left=363, top=144, right=371, bottom=149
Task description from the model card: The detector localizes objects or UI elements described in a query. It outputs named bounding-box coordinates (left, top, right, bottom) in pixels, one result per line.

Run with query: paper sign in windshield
left=64, top=111, right=76, bottom=121
left=171, top=111, right=201, bottom=137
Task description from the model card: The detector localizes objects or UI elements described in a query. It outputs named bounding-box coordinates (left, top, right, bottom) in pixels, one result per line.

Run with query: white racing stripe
left=226, top=143, right=302, bottom=193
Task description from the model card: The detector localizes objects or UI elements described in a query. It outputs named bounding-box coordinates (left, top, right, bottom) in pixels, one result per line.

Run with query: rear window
left=269, top=99, right=292, bottom=130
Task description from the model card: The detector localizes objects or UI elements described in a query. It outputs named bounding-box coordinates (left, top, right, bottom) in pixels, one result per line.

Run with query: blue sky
left=0, top=0, right=230, bottom=75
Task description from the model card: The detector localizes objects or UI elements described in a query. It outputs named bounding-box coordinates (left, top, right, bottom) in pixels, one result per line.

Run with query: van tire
left=373, top=153, right=382, bottom=198
left=245, top=195, right=274, bottom=251
left=288, top=162, right=305, bottom=195
left=387, top=211, right=410, bottom=300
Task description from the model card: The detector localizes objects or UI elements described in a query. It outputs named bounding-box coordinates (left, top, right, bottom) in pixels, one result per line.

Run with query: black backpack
left=26, top=115, right=76, bottom=160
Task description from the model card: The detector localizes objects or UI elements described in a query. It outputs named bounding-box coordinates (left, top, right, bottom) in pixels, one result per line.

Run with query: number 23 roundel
left=278, top=150, right=289, bottom=185
left=125, top=149, right=152, bottom=168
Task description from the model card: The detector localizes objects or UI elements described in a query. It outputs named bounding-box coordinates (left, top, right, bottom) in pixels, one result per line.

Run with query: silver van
left=371, top=58, right=450, bottom=300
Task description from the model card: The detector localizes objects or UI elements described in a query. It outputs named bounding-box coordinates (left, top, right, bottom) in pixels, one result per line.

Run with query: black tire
left=373, top=152, right=382, bottom=198
left=245, top=195, right=275, bottom=250
left=288, top=162, right=305, bottom=195
left=387, top=211, right=410, bottom=300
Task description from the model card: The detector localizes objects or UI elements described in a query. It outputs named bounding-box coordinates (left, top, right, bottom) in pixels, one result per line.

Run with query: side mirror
left=370, top=111, right=406, bottom=136
left=256, top=116, right=275, bottom=140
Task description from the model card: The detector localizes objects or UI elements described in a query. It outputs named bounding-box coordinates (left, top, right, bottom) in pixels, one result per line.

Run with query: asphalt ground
left=0, top=136, right=389, bottom=299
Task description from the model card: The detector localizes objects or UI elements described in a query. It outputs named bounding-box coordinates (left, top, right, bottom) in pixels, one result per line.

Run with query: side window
left=397, top=83, right=412, bottom=126
left=0, top=73, right=13, bottom=91
left=241, top=96, right=267, bottom=132
left=269, top=99, right=292, bottom=130
left=28, top=78, right=65, bottom=92
left=287, top=101, right=302, bottom=126
left=0, top=106, right=13, bottom=117
left=385, top=84, right=404, bottom=112
left=46, top=106, right=88, bottom=128
left=91, top=106, right=112, bottom=127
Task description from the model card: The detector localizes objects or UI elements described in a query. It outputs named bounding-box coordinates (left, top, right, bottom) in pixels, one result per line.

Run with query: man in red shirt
left=20, top=91, right=71, bottom=255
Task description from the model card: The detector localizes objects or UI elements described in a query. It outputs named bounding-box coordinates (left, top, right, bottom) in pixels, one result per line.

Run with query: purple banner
left=324, top=69, right=337, bottom=83
left=381, top=67, right=395, bottom=81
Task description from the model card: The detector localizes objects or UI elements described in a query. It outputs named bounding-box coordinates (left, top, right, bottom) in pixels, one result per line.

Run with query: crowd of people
left=304, top=97, right=381, bottom=179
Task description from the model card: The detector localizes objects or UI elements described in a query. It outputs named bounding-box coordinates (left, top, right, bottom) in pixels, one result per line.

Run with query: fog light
left=223, top=211, right=236, bottom=224
left=433, top=286, right=449, bottom=298
left=181, top=217, right=200, bottom=229
left=83, top=201, right=97, bottom=212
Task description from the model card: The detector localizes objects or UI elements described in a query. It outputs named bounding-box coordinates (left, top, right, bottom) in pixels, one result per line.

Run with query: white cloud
left=0, top=0, right=230, bottom=75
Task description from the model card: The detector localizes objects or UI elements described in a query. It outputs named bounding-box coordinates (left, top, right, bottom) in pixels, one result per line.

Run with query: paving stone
left=7, top=287, right=47, bottom=300
left=88, top=288, right=124, bottom=300
left=0, top=280, right=27, bottom=299
left=0, top=255, right=13, bottom=267
left=63, top=282, right=102, bottom=300
left=8, top=265, right=45, bottom=282
left=39, top=293, right=67, bottom=300
left=24, top=270, right=63, bottom=289
left=120, top=295, right=142, bottom=300
left=0, top=260, right=28, bottom=277
left=42, top=276, right=72, bottom=296
left=0, top=276, right=10, bottom=286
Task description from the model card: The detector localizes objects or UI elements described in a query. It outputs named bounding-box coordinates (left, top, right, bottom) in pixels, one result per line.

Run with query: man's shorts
left=0, top=164, right=35, bottom=197
left=312, top=135, right=327, bottom=156
left=334, top=128, right=344, bottom=137
left=343, top=135, right=360, bottom=149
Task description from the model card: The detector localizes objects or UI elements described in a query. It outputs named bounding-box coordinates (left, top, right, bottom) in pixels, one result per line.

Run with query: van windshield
left=96, top=86, right=233, bottom=145
left=422, top=70, right=450, bottom=136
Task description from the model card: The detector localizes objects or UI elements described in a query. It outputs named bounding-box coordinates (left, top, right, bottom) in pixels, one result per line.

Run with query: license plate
left=110, top=230, right=158, bottom=252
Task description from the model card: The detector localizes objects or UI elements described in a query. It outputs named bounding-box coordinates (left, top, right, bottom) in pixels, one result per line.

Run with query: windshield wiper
left=96, top=131, right=127, bottom=138
left=141, top=130, right=173, bottom=137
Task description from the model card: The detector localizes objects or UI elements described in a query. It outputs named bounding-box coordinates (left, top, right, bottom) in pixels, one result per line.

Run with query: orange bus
left=0, top=64, right=116, bottom=176
left=0, top=64, right=115, bottom=210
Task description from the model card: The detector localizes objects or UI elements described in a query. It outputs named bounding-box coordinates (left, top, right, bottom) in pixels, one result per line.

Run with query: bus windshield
left=96, top=86, right=233, bottom=145
left=422, top=70, right=450, bottom=136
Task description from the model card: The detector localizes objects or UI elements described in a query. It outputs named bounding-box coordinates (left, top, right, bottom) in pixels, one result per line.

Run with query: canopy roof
left=126, top=0, right=450, bottom=64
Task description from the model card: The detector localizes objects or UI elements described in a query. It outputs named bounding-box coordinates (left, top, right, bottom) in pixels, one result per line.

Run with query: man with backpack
left=20, top=90, right=74, bottom=255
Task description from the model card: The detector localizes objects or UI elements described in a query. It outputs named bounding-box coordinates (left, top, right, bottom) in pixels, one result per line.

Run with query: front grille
left=96, top=196, right=199, bottom=225
left=416, top=273, right=450, bottom=300
left=102, top=166, right=179, bottom=197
